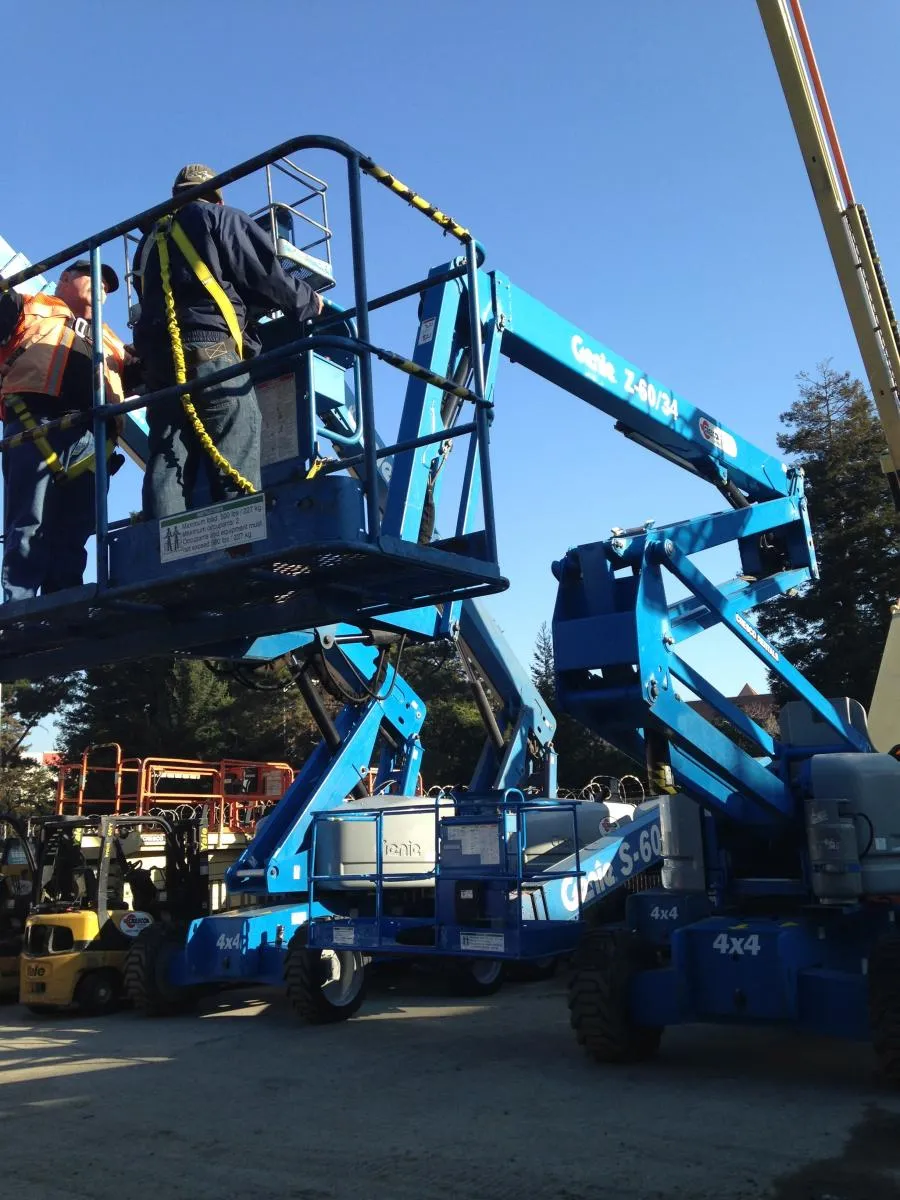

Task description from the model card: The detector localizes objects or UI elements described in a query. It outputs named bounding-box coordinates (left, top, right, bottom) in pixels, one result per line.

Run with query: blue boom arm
left=225, top=631, right=426, bottom=897
left=493, top=275, right=793, bottom=504
left=210, top=278, right=556, bottom=893
left=480, top=273, right=871, bottom=825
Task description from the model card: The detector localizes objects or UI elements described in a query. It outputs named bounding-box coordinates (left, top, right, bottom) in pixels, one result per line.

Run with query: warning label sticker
left=459, top=931, right=505, bottom=954
left=159, top=493, right=267, bottom=563
left=257, top=374, right=299, bottom=466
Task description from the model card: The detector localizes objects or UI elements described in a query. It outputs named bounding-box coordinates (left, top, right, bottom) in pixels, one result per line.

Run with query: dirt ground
left=1, top=972, right=899, bottom=1200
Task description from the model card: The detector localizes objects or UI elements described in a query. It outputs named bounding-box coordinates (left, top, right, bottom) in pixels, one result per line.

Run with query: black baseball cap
left=65, top=259, right=120, bottom=294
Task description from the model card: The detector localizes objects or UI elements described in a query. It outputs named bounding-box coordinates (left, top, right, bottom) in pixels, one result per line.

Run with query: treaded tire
left=284, top=928, right=366, bottom=1024
left=74, top=969, right=121, bottom=1016
left=568, top=929, right=662, bottom=1063
left=869, top=931, right=900, bottom=1084
left=123, top=924, right=200, bottom=1017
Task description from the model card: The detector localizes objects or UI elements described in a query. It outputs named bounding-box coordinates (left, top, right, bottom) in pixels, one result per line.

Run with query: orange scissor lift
left=54, top=743, right=295, bottom=912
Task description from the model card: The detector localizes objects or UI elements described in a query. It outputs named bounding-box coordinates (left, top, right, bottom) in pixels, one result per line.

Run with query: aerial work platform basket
left=0, top=137, right=506, bottom=681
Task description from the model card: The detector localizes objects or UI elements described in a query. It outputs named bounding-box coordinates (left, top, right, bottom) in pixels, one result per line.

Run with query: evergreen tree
left=0, top=681, right=56, bottom=816
left=50, top=656, right=328, bottom=766
left=530, top=622, right=555, bottom=703
left=401, top=641, right=489, bottom=785
left=55, top=659, right=236, bottom=761
left=205, top=659, right=322, bottom=763
left=755, top=364, right=899, bottom=706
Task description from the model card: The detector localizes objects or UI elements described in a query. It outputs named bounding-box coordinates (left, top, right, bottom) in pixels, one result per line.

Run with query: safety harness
left=152, top=216, right=256, bottom=496
left=6, top=396, right=115, bottom=484
left=0, top=295, right=123, bottom=485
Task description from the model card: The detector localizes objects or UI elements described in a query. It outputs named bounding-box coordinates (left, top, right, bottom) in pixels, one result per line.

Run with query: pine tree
left=530, top=622, right=555, bottom=703
left=401, top=641, right=490, bottom=786
left=755, top=364, right=899, bottom=706
left=51, top=656, right=333, bottom=767
left=206, top=659, right=322, bottom=763
left=55, top=659, right=236, bottom=761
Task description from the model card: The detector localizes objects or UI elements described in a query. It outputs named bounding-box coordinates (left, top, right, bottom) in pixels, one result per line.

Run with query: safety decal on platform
left=460, top=931, right=505, bottom=954
left=159, top=492, right=267, bottom=563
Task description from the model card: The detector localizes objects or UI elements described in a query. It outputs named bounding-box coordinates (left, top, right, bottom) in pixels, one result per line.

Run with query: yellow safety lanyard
left=153, top=216, right=255, bottom=495
left=8, top=398, right=113, bottom=484
left=162, top=218, right=243, bottom=358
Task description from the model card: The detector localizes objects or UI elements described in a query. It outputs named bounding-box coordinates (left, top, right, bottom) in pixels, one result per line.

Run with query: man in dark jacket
left=133, top=163, right=322, bottom=519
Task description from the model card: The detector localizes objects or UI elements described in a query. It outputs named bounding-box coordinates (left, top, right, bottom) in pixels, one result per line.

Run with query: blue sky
left=5, top=0, right=897, bottom=755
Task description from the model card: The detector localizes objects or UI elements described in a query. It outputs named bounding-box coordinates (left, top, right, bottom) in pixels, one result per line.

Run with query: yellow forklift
left=20, top=812, right=215, bottom=1015
left=0, top=812, right=36, bottom=1000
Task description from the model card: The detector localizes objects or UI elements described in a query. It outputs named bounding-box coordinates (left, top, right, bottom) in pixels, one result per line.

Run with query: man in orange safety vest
left=0, top=260, right=134, bottom=602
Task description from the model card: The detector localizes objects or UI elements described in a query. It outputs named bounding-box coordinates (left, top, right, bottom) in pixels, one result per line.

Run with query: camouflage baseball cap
left=171, top=163, right=223, bottom=200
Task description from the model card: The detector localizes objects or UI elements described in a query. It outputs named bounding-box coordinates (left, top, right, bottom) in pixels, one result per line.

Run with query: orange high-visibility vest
left=0, top=293, right=126, bottom=408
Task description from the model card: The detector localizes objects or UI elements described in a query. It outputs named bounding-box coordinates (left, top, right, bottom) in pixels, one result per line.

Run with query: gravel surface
left=1, top=973, right=899, bottom=1200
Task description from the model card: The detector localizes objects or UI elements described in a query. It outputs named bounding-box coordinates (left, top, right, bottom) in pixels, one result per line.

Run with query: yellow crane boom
left=757, top=0, right=899, bottom=751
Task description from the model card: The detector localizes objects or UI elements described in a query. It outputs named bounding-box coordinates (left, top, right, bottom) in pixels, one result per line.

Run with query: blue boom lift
left=0, top=143, right=638, bottom=1014
left=297, top=264, right=900, bottom=1078
left=2, top=131, right=899, bottom=1073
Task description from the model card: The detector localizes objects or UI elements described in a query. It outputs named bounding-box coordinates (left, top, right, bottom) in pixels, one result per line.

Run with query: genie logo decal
left=571, top=335, right=617, bottom=384
left=383, top=839, right=423, bottom=858
left=698, top=417, right=738, bottom=458
left=559, top=820, right=662, bottom=913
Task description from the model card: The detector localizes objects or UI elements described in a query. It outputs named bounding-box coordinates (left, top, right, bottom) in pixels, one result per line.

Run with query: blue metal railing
left=0, top=136, right=498, bottom=619
left=307, top=794, right=591, bottom=957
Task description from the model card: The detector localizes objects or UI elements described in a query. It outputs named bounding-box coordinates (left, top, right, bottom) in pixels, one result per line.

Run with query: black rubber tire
left=451, top=958, right=505, bottom=997
left=284, top=928, right=367, bottom=1024
left=74, top=969, right=121, bottom=1016
left=568, top=929, right=662, bottom=1063
left=507, top=956, right=559, bottom=984
left=123, top=924, right=200, bottom=1017
left=869, top=932, right=900, bottom=1084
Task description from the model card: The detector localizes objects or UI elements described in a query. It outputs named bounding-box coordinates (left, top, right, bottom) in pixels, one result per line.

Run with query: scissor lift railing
left=56, top=746, right=293, bottom=834
left=307, top=795, right=593, bottom=962
left=0, top=136, right=506, bottom=683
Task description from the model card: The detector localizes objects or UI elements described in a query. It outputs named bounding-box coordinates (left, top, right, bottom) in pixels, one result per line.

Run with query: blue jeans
left=2, top=407, right=98, bottom=603
left=141, top=348, right=262, bottom=520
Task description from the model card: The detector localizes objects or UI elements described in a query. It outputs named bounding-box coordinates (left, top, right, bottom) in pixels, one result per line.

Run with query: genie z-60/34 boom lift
left=0, top=77, right=897, bottom=1079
